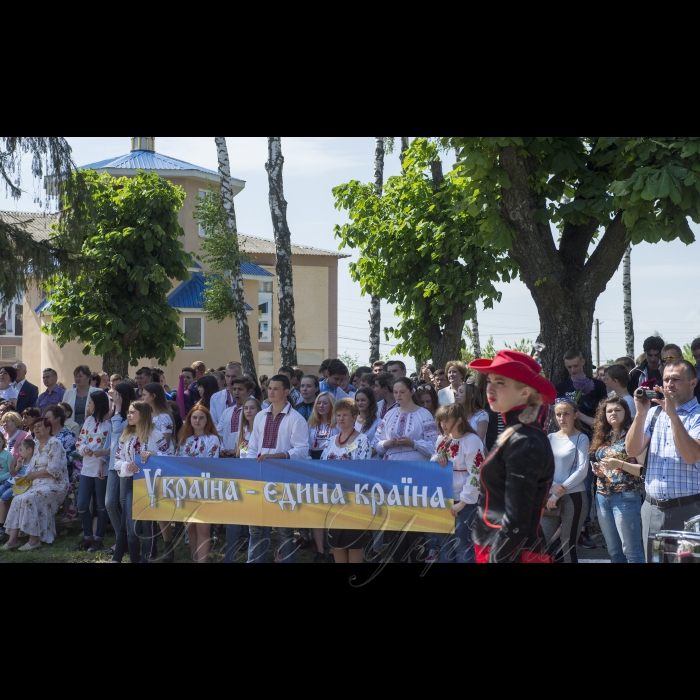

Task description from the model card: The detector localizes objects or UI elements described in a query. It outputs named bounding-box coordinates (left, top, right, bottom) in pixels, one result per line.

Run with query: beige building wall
left=11, top=162, right=339, bottom=388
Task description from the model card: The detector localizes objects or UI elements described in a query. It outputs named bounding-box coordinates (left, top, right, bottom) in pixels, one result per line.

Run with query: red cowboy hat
left=468, top=350, right=556, bottom=405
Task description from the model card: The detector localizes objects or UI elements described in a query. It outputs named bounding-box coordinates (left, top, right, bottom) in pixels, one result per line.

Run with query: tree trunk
left=265, top=137, right=297, bottom=367
left=400, top=137, right=410, bottom=169
left=623, top=245, right=634, bottom=358
left=471, top=311, right=482, bottom=359
left=499, top=146, right=629, bottom=385
left=425, top=159, right=468, bottom=367
left=427, top=302, right=470, bottom=369
left=368, top=137, right=385, bottom=365
left=214, top=136, right=257, bottom=376
left=102, top=348, right=129, bottom=379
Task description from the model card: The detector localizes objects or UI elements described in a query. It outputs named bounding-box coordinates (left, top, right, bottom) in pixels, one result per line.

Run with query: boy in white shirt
left=217, top=377, right=254, bottom=456
left=244, top=374, right=309, bottom=563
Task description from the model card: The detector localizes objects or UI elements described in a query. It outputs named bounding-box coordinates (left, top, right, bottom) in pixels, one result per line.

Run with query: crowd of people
left=0, top=332, right=699, bottom=563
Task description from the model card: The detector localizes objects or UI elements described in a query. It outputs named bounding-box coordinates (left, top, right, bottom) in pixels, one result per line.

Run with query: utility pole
left=595, top=318, right=600, bottom=368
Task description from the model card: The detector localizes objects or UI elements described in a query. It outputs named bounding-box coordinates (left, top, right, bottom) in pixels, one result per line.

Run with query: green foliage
left=44, top=171, right=192, bottom=367
left=334, top=139, right=517, bottom=361
left=504, top=338, right=535, bottom=354
left=337, top=351, right=360, bottom=371
left=194, top=185, right=249, bottom=321
left=460, top=332, right=497, bottom=364
left=0, top=137, right=92, bottom=305
left=683, top=339, right=700, bottom=363
left=446, top=136, right=700, bottom=250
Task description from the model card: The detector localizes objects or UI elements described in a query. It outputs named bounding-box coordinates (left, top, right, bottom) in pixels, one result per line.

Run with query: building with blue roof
left=5, top=136, right=349, bottom=385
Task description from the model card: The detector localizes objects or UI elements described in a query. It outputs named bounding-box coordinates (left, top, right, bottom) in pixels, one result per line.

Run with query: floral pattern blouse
left=594, top=433, right=643, bottom=496
left=176, top=434, right=222, bottom=459
left=431, top=433, right=485, bottom=504
left=76, top=416, right=111, bottom=478
left=321, top=433, right=372, bottom=461
left=54, top=427, right=77, bottom=468
left=115, top=430, right=172, bottom=477
left=153, top=413, right=175, bottom=455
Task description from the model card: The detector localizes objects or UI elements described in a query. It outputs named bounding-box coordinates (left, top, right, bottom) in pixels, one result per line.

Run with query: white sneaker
left=426, top=548, right=439, bottom=562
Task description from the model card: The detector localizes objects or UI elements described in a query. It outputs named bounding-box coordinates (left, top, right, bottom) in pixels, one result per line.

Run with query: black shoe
left=87, top=540, right=104, bottom=553
left=74, top=539, right=94, bottom=551
left=312, top=552, right=325, bottom=563
left=578, top=531, right=596, bottom=549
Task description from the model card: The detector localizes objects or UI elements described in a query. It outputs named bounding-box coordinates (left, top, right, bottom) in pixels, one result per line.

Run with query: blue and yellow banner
left=132, top=457, right=455, bottom=533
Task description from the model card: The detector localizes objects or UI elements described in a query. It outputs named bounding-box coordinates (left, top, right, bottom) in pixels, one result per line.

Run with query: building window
left=258, top=281, right=272, bottom=342
left=183, top=317, right=204, bottom=349
left=0, top=297, right=23, bottom=338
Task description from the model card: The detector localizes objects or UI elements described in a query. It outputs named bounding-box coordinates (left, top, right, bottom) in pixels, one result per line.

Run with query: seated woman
left=2, top=417, right=69, bottom=551
left=0, top=411, right=30, bottom=459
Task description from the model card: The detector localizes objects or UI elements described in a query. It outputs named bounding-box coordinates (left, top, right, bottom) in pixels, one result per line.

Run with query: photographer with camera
left=625, top=359, right=700, bottom=561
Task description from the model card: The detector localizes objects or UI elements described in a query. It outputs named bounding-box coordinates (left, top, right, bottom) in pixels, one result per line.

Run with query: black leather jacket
left=472, top=408, right=554, bottom=563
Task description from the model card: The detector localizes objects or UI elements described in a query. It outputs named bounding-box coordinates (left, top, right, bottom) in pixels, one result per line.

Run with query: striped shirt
left=644, top=397, right=700, bottom=499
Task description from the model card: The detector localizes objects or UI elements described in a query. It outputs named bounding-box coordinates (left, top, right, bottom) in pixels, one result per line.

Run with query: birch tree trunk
left=622, top=245, right=634, bottom=358
left=471, top=311, right=482, bottom=359
left=400, top=137, right=410, bottom=168
left=266, top=137, right=297, bottom=367
left=214, top=136, right=257, bottom=376
left=368, top=137, right=384, bottom=364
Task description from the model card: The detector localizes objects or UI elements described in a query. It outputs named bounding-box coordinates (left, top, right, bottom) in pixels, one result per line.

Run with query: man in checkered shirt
left=626, top=359, right=700, bottom=561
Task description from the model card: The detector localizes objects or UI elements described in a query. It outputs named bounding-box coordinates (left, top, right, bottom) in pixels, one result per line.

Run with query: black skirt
left=327, top=528, right=366, bottom=550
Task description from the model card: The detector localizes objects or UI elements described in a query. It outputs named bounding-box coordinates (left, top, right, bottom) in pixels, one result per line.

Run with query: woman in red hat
left=468, top=350, right=556, bottom=563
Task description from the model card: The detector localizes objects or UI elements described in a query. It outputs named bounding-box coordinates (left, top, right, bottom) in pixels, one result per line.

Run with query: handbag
left=543, top=435, right=582, bottom=518
left=12, top=476, right=31, bottom=496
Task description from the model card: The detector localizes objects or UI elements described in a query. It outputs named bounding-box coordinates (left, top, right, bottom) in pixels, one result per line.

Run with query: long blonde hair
left=120, top=401, right=155, bottom=445
left=236, top=398, right=262, bottom=457
left=308, top=391, right=337, bottom=429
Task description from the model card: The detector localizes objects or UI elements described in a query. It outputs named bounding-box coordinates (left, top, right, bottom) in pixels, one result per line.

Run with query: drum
left=684, top=515, right=700, bottom=533
left=652, top=530, right=700, bottom=563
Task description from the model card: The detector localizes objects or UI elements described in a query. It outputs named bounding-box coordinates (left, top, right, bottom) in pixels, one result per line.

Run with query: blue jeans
left=596, top=491, right=645, bottom=563
left=225, top=524, right=249, bottom=563
left=105, top=469, right=121, bottom=533
left=78, top=474, right=108, bottom=540
left=439, top=503, right=477, bottom=563
left=113, top=477, right=158, bottom=563
left=247, top=526, right=297, bottom=563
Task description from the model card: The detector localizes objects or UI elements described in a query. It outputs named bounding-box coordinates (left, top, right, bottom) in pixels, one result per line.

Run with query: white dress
left=373, top=407, right=438, bottom=461
left=5, top=437, right=69, bottom=543
left=321, top=433, right=372, bottom=461
left=175, top=434, right=222, bottom=459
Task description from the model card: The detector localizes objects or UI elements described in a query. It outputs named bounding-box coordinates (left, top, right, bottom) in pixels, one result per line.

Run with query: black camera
left=634, top=388, right=663, bottom=401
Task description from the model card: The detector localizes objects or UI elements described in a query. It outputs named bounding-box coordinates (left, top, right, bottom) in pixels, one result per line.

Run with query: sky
left=2, top=136, right=699, bottom=369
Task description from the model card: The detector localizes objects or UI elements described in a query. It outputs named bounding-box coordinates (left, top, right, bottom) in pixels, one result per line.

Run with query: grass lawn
left=0, top=520, right=333, bottom=564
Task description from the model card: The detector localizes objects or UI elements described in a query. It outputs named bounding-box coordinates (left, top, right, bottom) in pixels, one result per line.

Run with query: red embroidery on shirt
left=262, top=410, right=286, bottom=449
left=230, top=404, right=242, bottom=433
